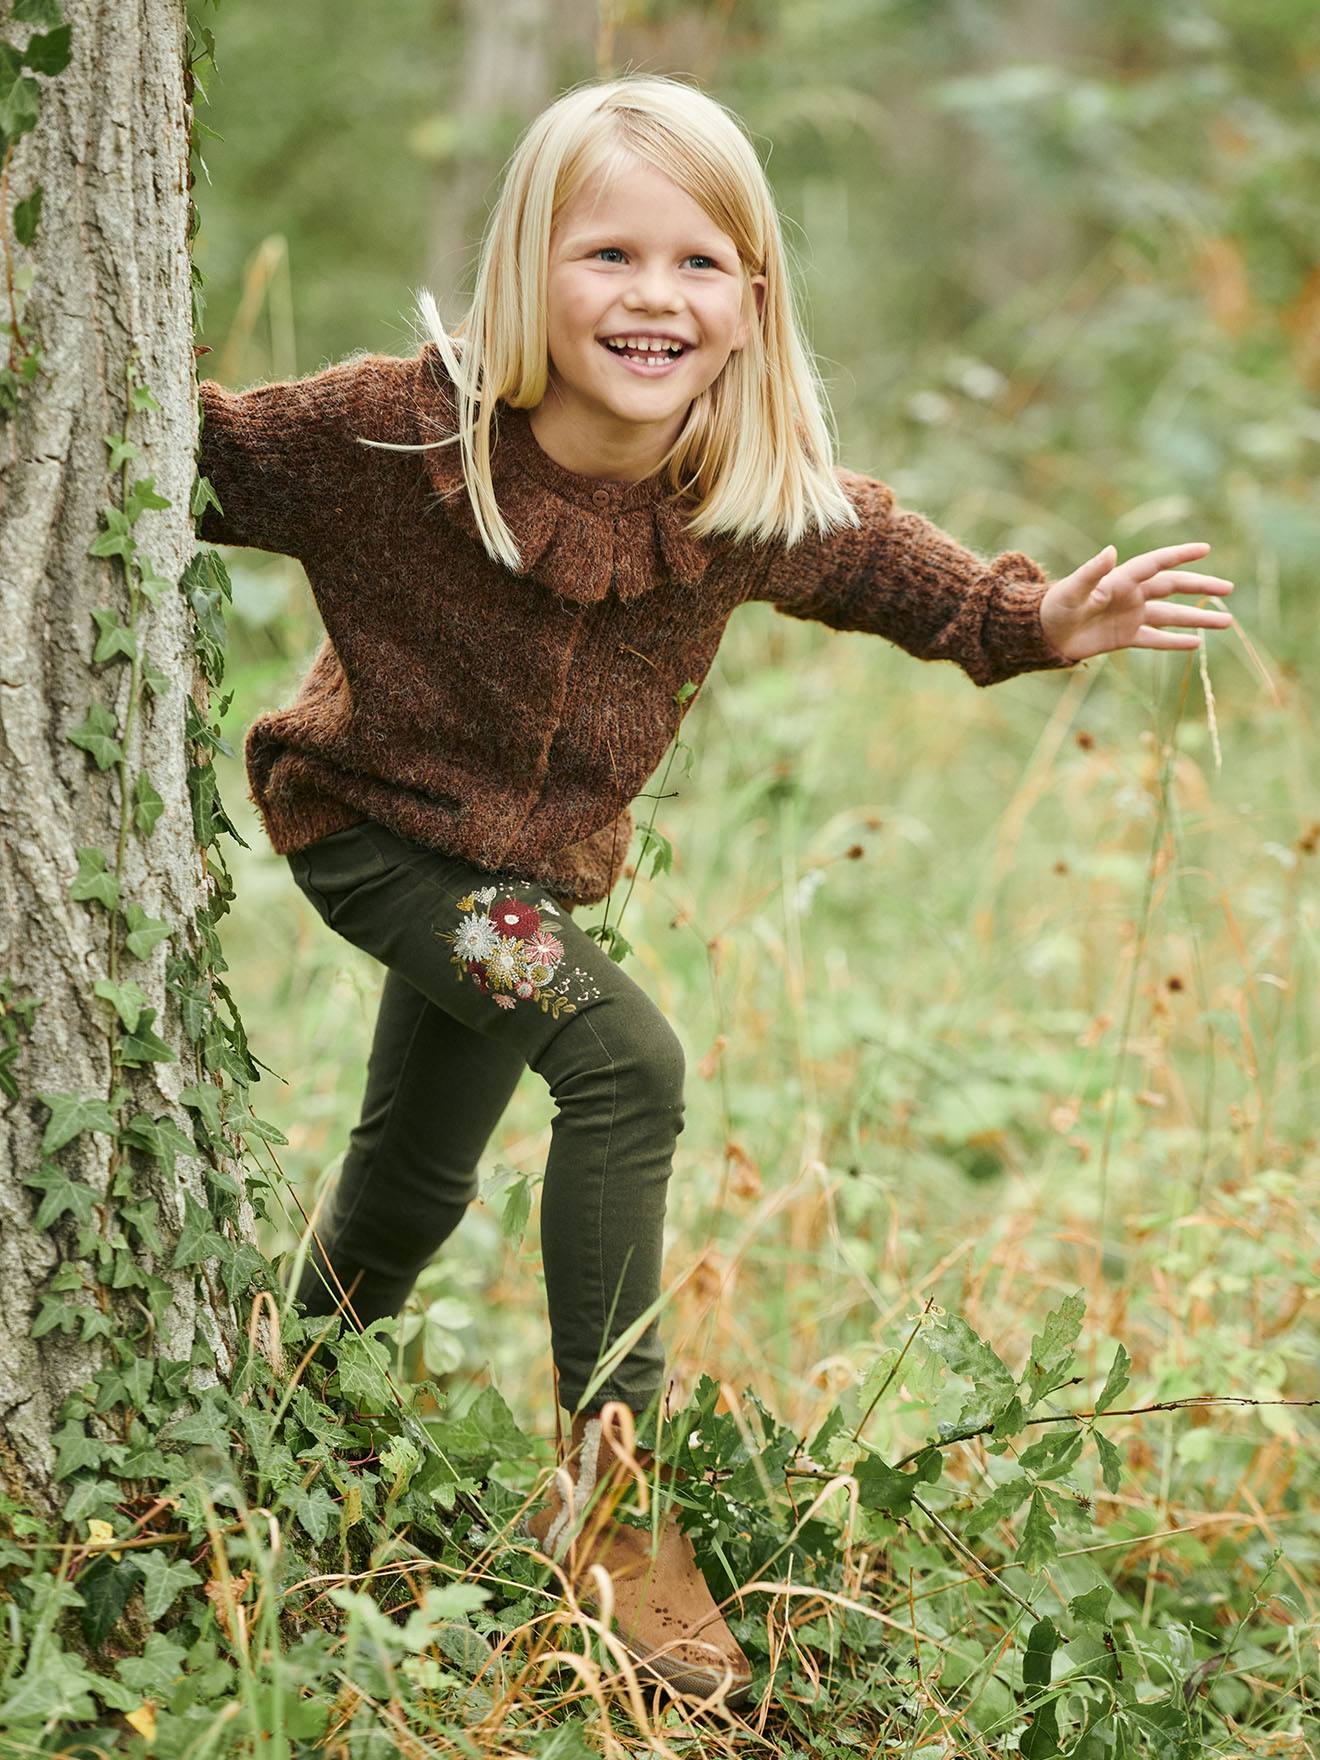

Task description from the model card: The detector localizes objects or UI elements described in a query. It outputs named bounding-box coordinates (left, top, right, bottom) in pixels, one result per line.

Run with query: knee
left=549, top=1002, right=687, bottom=1116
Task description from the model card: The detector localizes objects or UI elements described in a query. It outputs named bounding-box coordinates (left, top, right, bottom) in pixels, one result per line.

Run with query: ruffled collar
left=411, top=344, right=724, bottom=602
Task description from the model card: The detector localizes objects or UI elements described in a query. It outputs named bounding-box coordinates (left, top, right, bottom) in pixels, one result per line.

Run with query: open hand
left=1039, top=541, right=1235, bottom=664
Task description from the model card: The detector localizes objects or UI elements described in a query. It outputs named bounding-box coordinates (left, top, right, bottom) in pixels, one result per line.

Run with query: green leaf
left=130, top=383, right=162, bottom=415
left=117, top=1006, right=176, bottom=1067
left=70, top=846, right=120, bottom=910
left=77, top=1553, right=138, bottom=1647
left=119, top=1111, right=196, bottom=1176
left=13, top=184, right=42, bottom=246
left=1068, top=1584, right=1112, bottom=1626
left=963, top=1472, right=1032, bottom=1538
left=1017, top=1426, right=1085, bottom=1480
left=125, top=475, right=171, bottom=522
left=132, top=770, right=165, bottom=835
left=134, top=1551, right=201, bottom=1620
left=92, top=977, right=148, bottom=1032
left=500, top=1172, right=532, bottom=1245
left=1092, top=1428, right=1123, bottom=1494
left=1023, top=1290, right=1086, bottom=1407
left=925, top=1309, right=1017, bottom=1427
left=0, top=1649, right=98, bottom=1727
left=90, top=605, right=137, bottom=663
left=23, top=1163, right=96, bottom=1230
left=179, top=1081, right=224, bottom=1137
left=137, top=565, right=175, bottom=608
left=334, top=1332, right=396, bottom=1414
left=68, top=702, right=123, bottom=770
left=854, top=1449, right=921, bottom=1516
left=87, top=505, right=136, bottom=559
left=36, top=1090, right=118, bottom=1153
left=1019, top=1616, right=1061, bottom=1757
left=13, top=0, right=65, bottom=25
left=122, top=901, right=172, bottom=960
left=170, top=1193, right=224, bottom=1269
left=281, top=1482, right=338, bottom=1544
left=426, top=1385, right=530, bottom=1473
left=21, top=24, right=72, bottom=76
left=0, top=56, right=40, bottom=148
left=52, top=1419, right=108, bottom=1481
left=141, top=658, right=172, bottom=696
left=104, top=432, right=140, bottom=472
left=1016, top=1489, right=1057, bottom=1573
left=1093, top=1342, right=1130, bottom=1416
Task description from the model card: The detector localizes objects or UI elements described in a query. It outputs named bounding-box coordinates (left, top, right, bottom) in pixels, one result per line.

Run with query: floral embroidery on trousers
left=436, top=884, right=578, bottom=1016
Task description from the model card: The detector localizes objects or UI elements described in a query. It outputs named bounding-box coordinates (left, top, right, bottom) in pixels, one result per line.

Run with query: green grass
left=185, top=566, right=1318, bottom=1755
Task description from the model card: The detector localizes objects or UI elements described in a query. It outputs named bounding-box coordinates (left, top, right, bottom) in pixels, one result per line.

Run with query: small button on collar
left=591, top=488, right=611, bottom=508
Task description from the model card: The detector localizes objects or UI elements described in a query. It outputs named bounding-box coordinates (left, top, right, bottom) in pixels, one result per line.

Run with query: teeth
left=603, top=336, right=683, bottom=356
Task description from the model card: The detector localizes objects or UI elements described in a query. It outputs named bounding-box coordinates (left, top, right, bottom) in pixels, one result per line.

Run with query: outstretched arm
left=752, top=470, right=1233, bottom=686
left=756, top=470, right=1081, bottom=688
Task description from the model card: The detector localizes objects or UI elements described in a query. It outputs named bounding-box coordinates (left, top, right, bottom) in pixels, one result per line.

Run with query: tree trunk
left=0, top=0, right=252, bottom=1520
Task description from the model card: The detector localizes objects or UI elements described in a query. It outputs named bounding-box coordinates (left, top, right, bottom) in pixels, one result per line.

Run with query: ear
left=732, top=273, right=767, bottom=351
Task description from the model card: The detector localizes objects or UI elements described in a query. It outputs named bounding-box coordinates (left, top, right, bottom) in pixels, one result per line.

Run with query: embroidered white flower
left=453, top=912, right=500, bottom=962
left=475, top=886, right=498, bottom=905
left=486, top=939, right=523, bottom=988
left=537, top=898, right=561, bottom=915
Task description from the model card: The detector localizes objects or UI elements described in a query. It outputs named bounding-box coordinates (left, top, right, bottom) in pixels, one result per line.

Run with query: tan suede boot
left=526, top=1402, right=753, bottom=1706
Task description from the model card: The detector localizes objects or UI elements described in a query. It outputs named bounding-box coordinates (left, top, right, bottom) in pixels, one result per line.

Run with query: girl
left=197, top=73, right=1233, bottom=1703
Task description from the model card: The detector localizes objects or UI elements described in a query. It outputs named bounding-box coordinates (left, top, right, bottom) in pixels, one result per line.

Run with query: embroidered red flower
left=489, top=897, right=541, bottom=940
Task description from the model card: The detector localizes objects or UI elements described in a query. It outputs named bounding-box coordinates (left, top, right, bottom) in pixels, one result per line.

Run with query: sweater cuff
left=980, top=554, right=1081, bottom=680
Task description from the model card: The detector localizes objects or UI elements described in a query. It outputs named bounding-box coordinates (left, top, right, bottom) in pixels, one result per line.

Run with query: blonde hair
left=377, top=72, right=860, bottom=570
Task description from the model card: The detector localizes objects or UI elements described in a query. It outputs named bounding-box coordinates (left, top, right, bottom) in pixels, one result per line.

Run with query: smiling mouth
left=597, top=338, right=690, bottom=375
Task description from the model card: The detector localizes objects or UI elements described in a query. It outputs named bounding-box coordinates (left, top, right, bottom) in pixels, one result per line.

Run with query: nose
left=621, top=260, right=684, bottom=318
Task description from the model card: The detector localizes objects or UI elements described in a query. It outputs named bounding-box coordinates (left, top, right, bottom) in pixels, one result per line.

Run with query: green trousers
left=285, top=818, right=684, bottom=1414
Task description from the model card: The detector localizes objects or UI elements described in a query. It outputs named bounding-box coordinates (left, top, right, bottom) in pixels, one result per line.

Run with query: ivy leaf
left=122, top=901, right=171, bottom=960
left=90, top=606, right=137, bottom=664
left=36, top=1090, right=119, bottom=1153
left=23, top=1164, right=96, bottom=1230
left=191, top=473, right=223, bottom=521
left=130, top=383, right=162, bottom=415
left=179, top=1081, right=224, bottom=1137
left=1016, top=1490, right=1058, bottom=1573
left=119, top=1112, right=196, bottom=1177
left=125, top=476, right=171, bottom=523
left=68, top=702, right=124, bottom=770
left=13, top=0, right=65, bottom=23
left=77, top=1553, right=138, bottom=1647
left=21, top=24, right=72, bottom=76
left=52, top=1420, right=109, bottom=1481
left=1093, top=1342, right=1130, bottom=1416
left=134, top=1551, right=201, bottom=1621
left=1023, top=1290, right=1086, bottom=1407
left=118, top=1197, right=164, bottom=1255
left=92, top=977, right=148, bottom=1032
left=117, top=1006, right=176, bottom=1067
left=140, top=658, right=172, bottom=696
left=0, top=55, right=40, bottom=149
left=13, top=184, right=42, bottom=247
left=170, top=1193, right=224, bottom=1269
left=104, top=432, right=140, bottom=473
left=333, top=1332, right=396, bottom=1415
left=70, top=847, right=120, bottom=910
left=87, top=506, right=136, bottom=560
left=281, top=1482, right=338, bottom=1544
left=132, top=770, right=165, bottom=835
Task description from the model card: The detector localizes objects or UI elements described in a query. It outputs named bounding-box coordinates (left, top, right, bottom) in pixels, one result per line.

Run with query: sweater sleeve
left=195, top=352, right=396, bottom=558
left=753, top=467, right=1082, bottom=688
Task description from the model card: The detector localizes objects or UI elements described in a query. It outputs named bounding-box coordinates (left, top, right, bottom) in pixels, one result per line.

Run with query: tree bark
left=0, top=0, right=247, bottom=1518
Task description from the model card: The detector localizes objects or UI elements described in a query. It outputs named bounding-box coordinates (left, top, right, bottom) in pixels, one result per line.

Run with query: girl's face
left=539, top=154, right=766, bottom=467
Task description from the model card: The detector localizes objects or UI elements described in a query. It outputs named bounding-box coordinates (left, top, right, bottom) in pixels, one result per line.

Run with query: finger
left=1141, top=599, right=1234, bottom=629
left=1125, top=541, right=1212, bottom=581
left=1130, top=626, right=1207, bottom=650
left=1141, top=570, right=1234, bottom=598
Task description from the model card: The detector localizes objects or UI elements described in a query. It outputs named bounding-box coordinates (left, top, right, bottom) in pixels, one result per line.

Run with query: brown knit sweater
left=196, top=343, right=1079, bottom=906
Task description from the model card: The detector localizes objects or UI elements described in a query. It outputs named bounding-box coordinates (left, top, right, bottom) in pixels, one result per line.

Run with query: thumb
left=1086, top=543, right=1116, bottom=571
